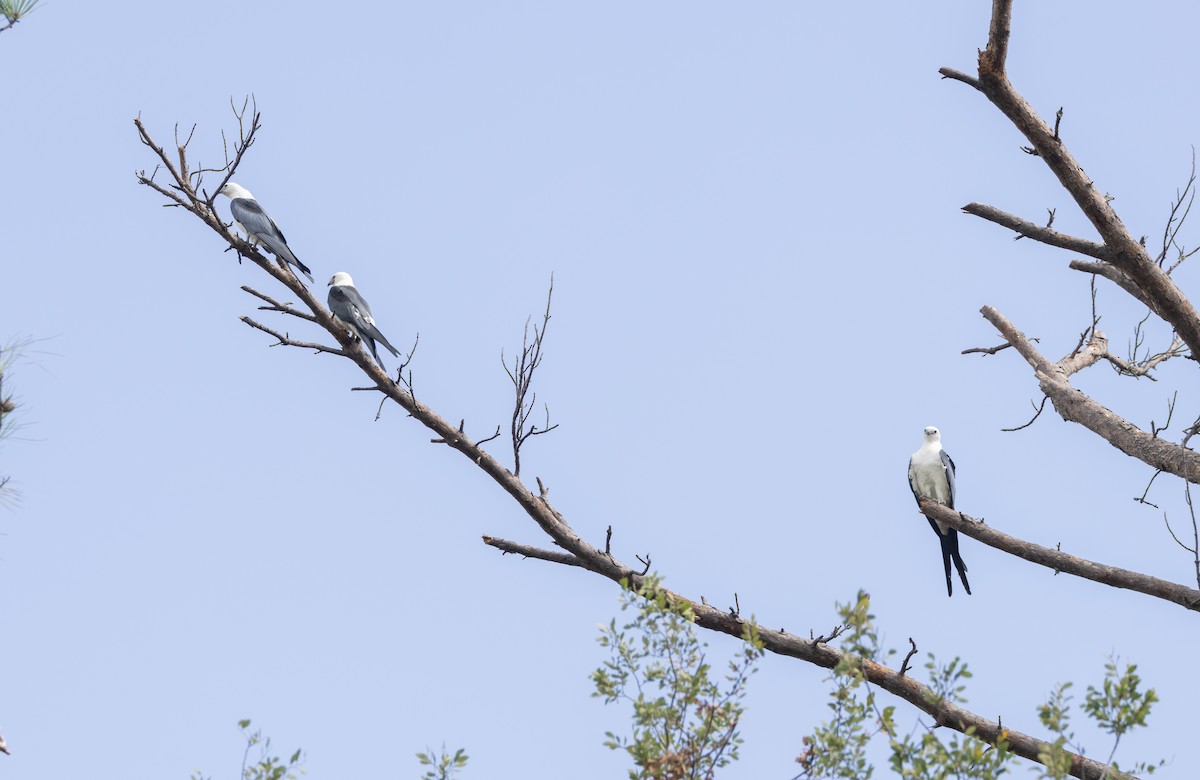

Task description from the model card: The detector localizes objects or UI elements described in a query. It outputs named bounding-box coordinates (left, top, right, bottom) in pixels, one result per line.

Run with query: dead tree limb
left=920, top=501, right=1200, bottom=612
left=502, top=277, right=559, bottom=477
left=941, top=0, right=1200, bottom=359
left=981, top=305, right=1200, bottom=483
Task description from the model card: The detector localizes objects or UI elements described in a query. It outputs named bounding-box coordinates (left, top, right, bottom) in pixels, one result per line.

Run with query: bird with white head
left=327, top=272, right=401, bottom=369
left=218, top=182, right=314, bottom=283
left=907, top=425, right=972, bottom=597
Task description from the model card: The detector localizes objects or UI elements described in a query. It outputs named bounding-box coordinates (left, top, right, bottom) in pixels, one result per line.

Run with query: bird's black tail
left=939, top=533, right=954, bottom=597
left=364, top=336, right=385, bottom=370
left=942, top=529, right=971, bottom=596
left=292, top=258, right=315, bottom=284
left=263, top=239, right=315, bottom=284
left=368, top=325, right=401, bottom=359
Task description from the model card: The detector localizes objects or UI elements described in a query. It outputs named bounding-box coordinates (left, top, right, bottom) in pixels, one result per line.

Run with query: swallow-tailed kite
left=218, top=182, right=314, bottom=283
left=908, top=425, right=972, bottom=597
left=327, top=272, right=401, bottom=368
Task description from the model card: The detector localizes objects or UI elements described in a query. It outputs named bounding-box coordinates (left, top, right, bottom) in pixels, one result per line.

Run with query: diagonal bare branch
left=946, top=0, right=1200, bottom=357
left=981, top=305, right=1200, bottom=483
left=482, top=514, right=1123, bottom=780
left=482, top=535, right=586, bottom=568
left=1068, top=260, right=1156, bottom=310
left=920, top=501, right=1200, bottom=612
left=239, top=317, right=347, bottom=357
left=962, top=203, right=1107, bottom=259
left=241, top=286, right=319, bottom=324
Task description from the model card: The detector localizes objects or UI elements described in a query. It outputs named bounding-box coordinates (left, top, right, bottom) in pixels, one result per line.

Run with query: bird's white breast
left=909, top=446, right=950, bottom=504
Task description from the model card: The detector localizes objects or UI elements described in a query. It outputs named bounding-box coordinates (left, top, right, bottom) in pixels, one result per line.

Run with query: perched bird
left=908, top=425, right=972, bottom=597
left=327, top=272, right=401, bottom=369
left=218, top=182, right=314, bottom=283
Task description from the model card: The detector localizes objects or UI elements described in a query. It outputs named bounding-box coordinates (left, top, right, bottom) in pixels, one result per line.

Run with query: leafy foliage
left=591, top=575, right=763, bottom=780
left=797, top=591, right=1013, bottom=779
left=417, top=745, right=470, bottom=780
left=794, top=591, right=891, bottom=779
left=798, top=596, right=1165, bottom=779
left=0, top=0, right=37, bottom=24
left=1038, top=658, right=1164, bottom=778
left=190, top=720, right=304, bottom=780
left=886, top=655, right=1011, bottom=780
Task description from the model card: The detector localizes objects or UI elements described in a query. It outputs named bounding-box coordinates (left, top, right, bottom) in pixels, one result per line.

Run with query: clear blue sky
left=3, top=2, right=1197, bottom=777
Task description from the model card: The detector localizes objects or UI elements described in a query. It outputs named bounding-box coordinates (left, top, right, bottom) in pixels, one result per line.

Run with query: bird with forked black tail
left=908, top=425, right=972, bottom=597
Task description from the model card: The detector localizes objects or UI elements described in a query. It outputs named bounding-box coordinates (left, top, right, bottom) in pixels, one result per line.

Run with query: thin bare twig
left=475, top=427, right=502, bottom=446
left=899, top=638, right=919, bottom=677
left=962, top=342, right=1013, bottom=356
left=1135, top=470, right=1164, bottom=509
left=1002, top=395, right=1049, bottom=433
left=502, top=276, right=559, bottom=477
left=239, top=317, right=347, bottom=357
left=1187, top=484, right=1200, bottom=590
left=809, top=625, right=847, bottom=646
left=1160, top=148, right=1198, bottom=272
left=241, top=286, right=319, bottom=323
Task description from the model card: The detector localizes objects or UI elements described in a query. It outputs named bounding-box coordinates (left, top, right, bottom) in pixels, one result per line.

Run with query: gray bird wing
left=907, top=456, right=920, bottom=505
left=330, top=285, right=400, bottom=358
left=328, top=285, right=373, bottom=338
left=940, top=449, right=956, bottom=510
left=230, top=197, right=287, bottom=244
left=229, top=198, right=313, bottom=282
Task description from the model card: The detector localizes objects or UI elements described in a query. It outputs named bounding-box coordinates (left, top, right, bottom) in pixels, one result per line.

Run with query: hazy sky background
left=3, top=2, right=1198, bottom=777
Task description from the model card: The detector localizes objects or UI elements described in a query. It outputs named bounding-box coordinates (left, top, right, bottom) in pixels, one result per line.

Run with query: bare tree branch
left=1068, top=260, right=1155, bottom=310
left=1158, top=147, right=1198, bottom=271
left=483, top=512, right=1122, bottom=780
left=239, top=317, right=347, bottom=357
left=1001, top=395, right=1049, bottom=433
left=962, top=341, right=1013, bottom=356
left=981, top=305, right=1200, bottom=483
left=919, top=501, right=1200, bottom=612
left=1181, top=483, right=1200, bottom=590
left=899, top=638, right=918, bottom=677
left=962, top=203, right=1107, bottom=259
left=1105, top=336, right=1185, bottom=379
left=502, top=277, right=559, bottom=477
left=241, top=286, right=319, bottom=324
left=947, top=0, right=1200, bottom=358
left=482, top=535, right=586, bottom=568
left=938, top=67, right=979, bottom=89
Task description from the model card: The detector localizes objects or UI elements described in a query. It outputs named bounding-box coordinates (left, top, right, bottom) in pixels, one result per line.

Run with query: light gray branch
left=963, top=203, right=1107, bottom=259
left=1068, top=260, right=1155, bottom=310
left=482, top=536, right=586, bottom=568
left=982, top=305, right=1200, bottom=483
